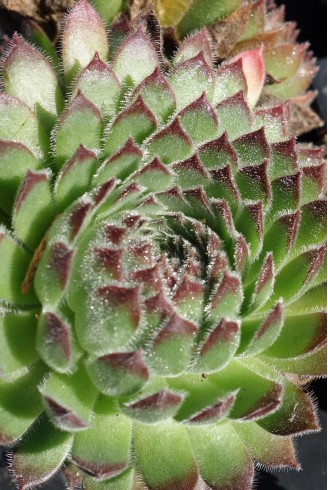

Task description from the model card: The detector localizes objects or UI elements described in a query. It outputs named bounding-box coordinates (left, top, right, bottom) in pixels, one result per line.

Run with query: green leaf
left=55, top=91, right=103, bottom=169
left=233, top=127, right=269, bottom=167
left=216, top=91, right=252, bottom=140
left=133, top=157, right=173, bottom=192
left=198, top=132, right=238, bottom=170
left=133, top=67, right=176, bottom=124
left=210, top=360, right=283, bottom=422
left=104, top=96, right=156, bottom=157
left=177, top=0, right=243, bottom=36
left=148, top=118, right=192, bottom=164
left=34, top=241, right=74, bottom=306
left=179, top=92, right=218, bottom=144
left=83, top=468, right=134, bottom=489
left=233, top=421, right=299, bottom=469
left=258, top=379, right=319, bottom=436
left=170, top=52, right=214, bottom=111
left=3, top=35, right=63, bottom=130
left=175, top=28, right=213, bottom=66
left=238, top=302, right=283, bottom=357
left=0, top=362, right=46, bottom=445
left=62, top=0, right=109, bottom=83
left=0, top=94, right=48, bottom=158
left=146, top=313, right=197, bottom=376
left=0, top=227, right=38, bottom=305
left=55, top=146, right=97, bottom=210
left=39, top=363, right=98, bottom=431
left=169, top=373, right=236, bottom=424
left=113, top=27, right=159, bottom=86
left=267, top=173, right=301, bottom=225
left=195, top=318, right=240, bottom=374
left=86, top=350, right=149, bottom=397
left=0, top=310, right=39, bottom=378
left=36, top=309, right=82, bottom=373
left=235, top=201, right=263, bottom=259
left=11, top=414, right=73, bottom=489
left=273, top=245, right=326, bottom=304
left=285, top=282, right=326, bottom=315
left=0, top=141, right=40, bottom=215
left=213, top=58, right=247, bottom=105
left=71, top=396, right=132, bottom=479
left=269, top=138, right=297, bottom=181
left=13, top=170, right=55, bottom=250
left=263, top=312, right=326, bottom=358
left=73, top=52, right=120, bottom=117
left=133, top=420, right=199, bottom=489
left=187, top=421, right=254, bottom=490
left=122, top=389, right=184, bottom=424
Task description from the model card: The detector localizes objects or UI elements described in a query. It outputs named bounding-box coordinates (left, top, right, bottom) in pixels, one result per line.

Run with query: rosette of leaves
left=0, top=1, right=326, bottom=489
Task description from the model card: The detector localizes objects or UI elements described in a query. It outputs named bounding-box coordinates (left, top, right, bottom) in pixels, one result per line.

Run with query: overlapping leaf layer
left=0, top=1, right=326, bottom=489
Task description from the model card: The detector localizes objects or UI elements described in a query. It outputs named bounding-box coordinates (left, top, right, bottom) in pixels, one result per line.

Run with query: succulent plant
left=0, top=0, right=326, bottom=489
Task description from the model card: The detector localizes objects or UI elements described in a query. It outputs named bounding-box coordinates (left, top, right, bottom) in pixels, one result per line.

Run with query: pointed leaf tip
left=63, top=0, right=109, bottom=81
left=229, top=47, right=265, bottom=107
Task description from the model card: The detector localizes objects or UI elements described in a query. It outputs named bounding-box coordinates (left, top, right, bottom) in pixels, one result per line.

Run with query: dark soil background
left=0, top=1, right=326, bottom=489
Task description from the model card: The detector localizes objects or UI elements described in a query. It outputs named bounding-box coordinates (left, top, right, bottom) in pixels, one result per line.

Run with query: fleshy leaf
left=0, top=94, right=47, bottom=158
left=263, top=312, right=326, bottom=359
left=273, top=245, right=326, bottom=304
left=258, top=379, right=319, bottom=436
left=11, top=414, right=73, bottom=490
left=0, top=226, right=38, bottom=305
left=133, top=420, right=199, bottom=490
left=3, top=35, right=63, bottom=129
left=169, top=52, right=214, bottom=111
left=233, top=127, right=269, bottom=167
left=113, top=27, right=159, bottom=86
left=233, top=421, right=299, bottom=469
left=195, top=318, right=240, bottom=373
left=55, top=91, right=103, bottom=168
left=73, top=52, right=120, bottom=117
left=86, top=350, right=149, bottom=396
left=95, top=139, right=143, bottom=185
left=0, top=362, right=45, bottom=445
left=198, top=131, right=238, bottom=170
left=36, top=310, right=81, bottom=373
left=177, top=0, right=243, bottom=36
left=147, top=313, right=197, bottom=376
left=238, top=302, right=283, bottom=356
left=74, top=284, right=141, bottom=353
left=122, top=389, right=184, bottom=423
left=62, top=0, right=109, bottom=82
left=83, top=468, right=134, bottom=490
left=228, top=48, right=265, bottom=107
left=187, top=421, right=254, bottom=490
left=213, top=58, right=247, bottom=106
left=174, top=28, right=213, bottom=66
left=71, top=396, right=132, bottom=480
left=55, top=146, right=97, bottom=210
left=170, top=373, right=236, bottom=424
left=133, top=67, right=176, bottom=124
left=0, top=310, right=39, bottom=378
left=0, top=141, right=40, bottom=214
left=104, top=95, right=156, bottom=157
left=34, top=241, right=74, bottom=306
left=216, top=91, right=252, bottom=139
left=148, top=118, right=192, bottom=164
left=179, top=92, right=219, bottom=144
left=133, top=157, right=174, bottom=192
left=210, top=361, right=283, bottom=421
left=13, top=170, right=55, bottom=250
left=39, top=363, right=98, bottom=431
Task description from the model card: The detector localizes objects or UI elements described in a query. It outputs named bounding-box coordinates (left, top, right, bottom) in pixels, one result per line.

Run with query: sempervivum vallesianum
left=0, top=1, right=326, bottom=489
